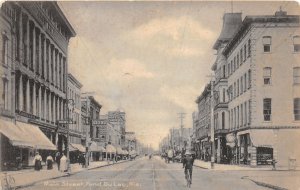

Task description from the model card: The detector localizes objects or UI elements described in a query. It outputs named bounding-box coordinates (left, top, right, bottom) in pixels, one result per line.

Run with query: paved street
left=22, top=156, right=268, bottom=190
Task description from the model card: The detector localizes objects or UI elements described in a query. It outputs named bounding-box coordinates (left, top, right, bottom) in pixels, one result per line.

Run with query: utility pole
left=207, top=74, right=215, bottom=169
left=178, top=112, right=186, bottom=150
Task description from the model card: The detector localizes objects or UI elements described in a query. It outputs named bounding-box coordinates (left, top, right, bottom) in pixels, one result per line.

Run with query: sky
left=58, top=1, right=300, bottom=149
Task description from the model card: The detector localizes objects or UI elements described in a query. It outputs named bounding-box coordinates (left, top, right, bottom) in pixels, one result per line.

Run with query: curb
left=242, top=176, right=288, bottom=190
left=14, top=160, right=130, bottom=189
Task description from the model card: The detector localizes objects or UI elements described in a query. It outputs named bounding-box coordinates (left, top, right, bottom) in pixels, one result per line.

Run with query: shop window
left=262, top=36, right=271, bottom=53
left=263, top=98, right=272, bottom=121
left=263, top=67, right=272, bottom=85
left=294, top=98, right=300, bottom=121
left=293, top=36, right=300, bottom=52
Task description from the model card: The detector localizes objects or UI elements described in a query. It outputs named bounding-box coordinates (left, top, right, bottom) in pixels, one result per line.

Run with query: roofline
left=68, top=73, right=82, bottom=88
left=53, top=2, right=76, bottom=37
left=195, top=83, right=211, bottom=103
left=223, top=14, right=300, bottom=56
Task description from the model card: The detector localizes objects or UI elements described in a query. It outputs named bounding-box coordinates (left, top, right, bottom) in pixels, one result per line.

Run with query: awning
left=123, top=150, right=129, bottom=155
left=90, top=142, right=100, bottom=152
left=71, top=143, right=86, bottom=152
left=16, top=122, right=57, bottom=150
left=116, top=146, right=123, bottom=154
left=69, top=144, right=77, bottom=152
left=129, top=150, right=136, bottom=155
left=0, top=119, right=56, bottom=150
left=237, top=130, right=250, bottom=136
left=250, top=129, right=275, bottom=148
left=106, top=144, right=116, bottom=153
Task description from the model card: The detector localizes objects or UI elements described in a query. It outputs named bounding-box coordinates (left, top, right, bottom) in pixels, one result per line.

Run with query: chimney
left=275, top=7, right=287, bottom=17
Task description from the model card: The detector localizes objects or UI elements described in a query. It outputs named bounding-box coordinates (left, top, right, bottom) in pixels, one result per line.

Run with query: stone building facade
left=0, top=2, right=75, bottom=170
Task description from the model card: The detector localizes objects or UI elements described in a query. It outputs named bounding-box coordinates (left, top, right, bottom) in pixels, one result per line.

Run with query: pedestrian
left=46, top=154, right=54, bottom=170
left=33, top=152, right=42, bottom=171
left=55, top=152, right=61, bottom=171
left=60, top=153, right=67, bottom=172
left=167, top=148, right=173, bottom=163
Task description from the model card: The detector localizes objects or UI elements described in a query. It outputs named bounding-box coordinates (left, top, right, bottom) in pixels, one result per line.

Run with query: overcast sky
left=58, top=1, right=300, bottom=149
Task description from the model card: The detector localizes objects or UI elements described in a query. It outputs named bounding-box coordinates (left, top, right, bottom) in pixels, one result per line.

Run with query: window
left=248, top=100, right=251, bottom=124
left=294, top=98, right=300, bottom=120
left=263, top=36, right=271, bottom=52
left=234, top=82, right=236, bottom=98
left=237, top=79, right=239, bottom=96
left=237, top=52, right=239, bottom=66
left=244, top=102, right=247, bottom=126
left=244, top=73, right=247, bottom=92
left=248, top=70, right=251, bottom=88
left=248, top=39, right=251, bottom=57
left=237, top=106, right=239, bottom=128
left=232, top=60, right=234, bottom=72
left=228, top=63, right=230, bottom=76
left=244, top=44, right=247, bottom=61
left=241, top=104, right=243, bottom=127
left=293, top=67, right=300, bottom=84
left=2, top=33, right=8, bottom=66
left=234, top=57, right=236, bottom=71
left=293, top=36, right=300, bottom=52
left=240, top=49, right=243, bottom=65
left=223, top=88, right=226, bottom=102
left=2, top=79, right=8, bottom=110
left=263, top=98, right=272, bottom=121
left=222, top=112, right=225, bottom=129
left=240, top=77, right=243, bottom=95
left=263, top=67, right=272, bottom=85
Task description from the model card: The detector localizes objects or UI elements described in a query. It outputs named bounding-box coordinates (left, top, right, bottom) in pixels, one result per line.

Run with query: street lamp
left=67, top=99, right=74, bottom=173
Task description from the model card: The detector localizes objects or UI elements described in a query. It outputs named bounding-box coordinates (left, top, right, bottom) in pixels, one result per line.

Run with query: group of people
left=32, top=152, right=68, bottom=172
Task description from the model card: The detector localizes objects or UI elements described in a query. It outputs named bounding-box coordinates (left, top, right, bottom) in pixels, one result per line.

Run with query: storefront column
left=48, top=45, right=52, bottom=84
left=52, top=48, right=56, bottom=86
left=250, top=147, right=257, bottom=166
left=26, top=18, right=30, bottom=66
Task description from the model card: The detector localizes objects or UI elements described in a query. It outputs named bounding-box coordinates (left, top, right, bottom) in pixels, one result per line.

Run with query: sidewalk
left=0, top=160, right=128, bottom=189
left=244, top=171, right=300, bottom=190
left=194, top=159, right=298, bottom=171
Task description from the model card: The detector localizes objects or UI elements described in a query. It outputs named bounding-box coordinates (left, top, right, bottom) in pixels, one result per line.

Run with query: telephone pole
left=178, top=112, right=186, bottom=150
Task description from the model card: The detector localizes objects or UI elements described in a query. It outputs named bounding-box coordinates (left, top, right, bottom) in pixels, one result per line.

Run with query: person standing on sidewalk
left=60, top=153, right=67, bottom=172
left=33, top=152, right=42, bottom=171
left=46, top=154, right=54, bottom=170
left=55, top=152, right=61, bottom=171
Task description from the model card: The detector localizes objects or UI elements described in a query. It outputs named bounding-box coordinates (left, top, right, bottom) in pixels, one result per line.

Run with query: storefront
left=0, top=119, right=56, bottom=171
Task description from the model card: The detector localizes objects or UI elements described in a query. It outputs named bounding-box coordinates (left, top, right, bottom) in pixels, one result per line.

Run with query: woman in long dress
left=60, top=153, right=67, bottom=172
left=33, top=152, right=42, bottom=171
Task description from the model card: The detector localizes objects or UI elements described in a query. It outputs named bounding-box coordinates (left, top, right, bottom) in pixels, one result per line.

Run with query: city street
left=22, top=156, right=268, bottom=190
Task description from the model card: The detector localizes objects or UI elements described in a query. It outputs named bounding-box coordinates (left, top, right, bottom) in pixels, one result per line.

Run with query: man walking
left=182, top=150, right=194, bottom=184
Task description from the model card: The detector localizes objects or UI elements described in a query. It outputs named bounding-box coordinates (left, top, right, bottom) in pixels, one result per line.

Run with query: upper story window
left=293, top=36, right=300, bottom=52
left=240, top=49, right=243, bottom=65
left=294, top=98, right=300, bottom=121
left=2, top=32, right=9, bottom=66
left=248, top=70, right=251, bottom=89
left=237, top=52, right=239, bottom=66
left=263, top=98, right=272, bottom=121
left=248, top=39, right=251, bottom=57
left=244, top=44, right=247, bottom=62
left=262, top=36, right=272, bottom=53
left=294, top=67, right=300, bottom=84
left=263, top=67, right=272, bottom=85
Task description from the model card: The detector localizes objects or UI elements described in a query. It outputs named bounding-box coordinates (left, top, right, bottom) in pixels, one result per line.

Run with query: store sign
left=92, top=119, right=107, bottom=125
